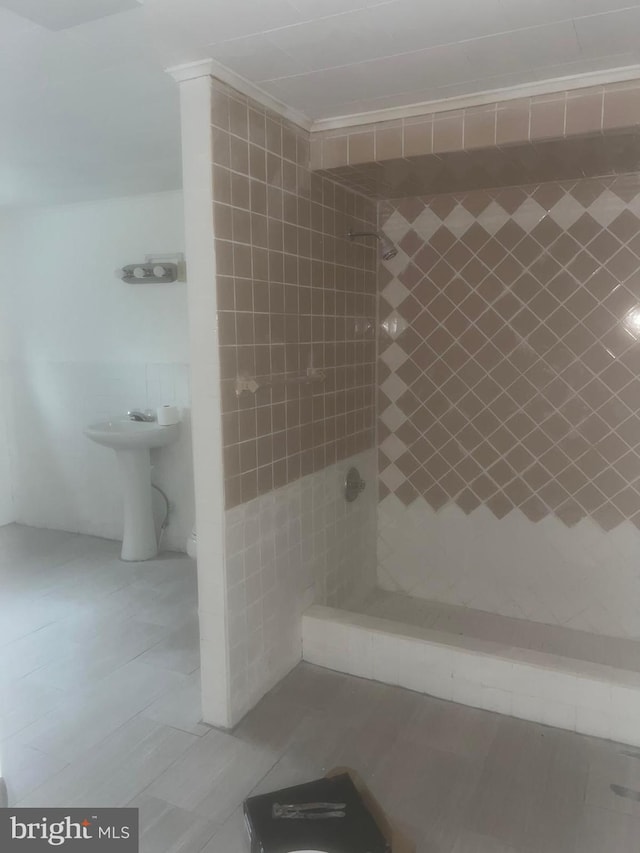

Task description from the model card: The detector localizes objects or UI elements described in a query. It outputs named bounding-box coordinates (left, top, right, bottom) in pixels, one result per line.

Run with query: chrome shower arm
left=346, top=230, right=398, bottom=260
left=347, top=230, right=380, bottom=240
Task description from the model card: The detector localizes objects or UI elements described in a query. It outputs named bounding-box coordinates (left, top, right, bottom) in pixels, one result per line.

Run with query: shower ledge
left=302, top=604, right=640, bottom=747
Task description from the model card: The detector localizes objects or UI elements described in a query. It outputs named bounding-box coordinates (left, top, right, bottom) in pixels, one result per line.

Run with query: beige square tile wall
left=312, top=80, right=640, bottom=173
left=317, top=132, right=640, bottom=201
left=211, top=82, right=378, bottom=509
left=378, top=174, right=640, bottom=532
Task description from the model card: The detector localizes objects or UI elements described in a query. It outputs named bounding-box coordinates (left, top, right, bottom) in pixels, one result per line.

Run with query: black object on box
left=243, top=772, right=391, bottom=853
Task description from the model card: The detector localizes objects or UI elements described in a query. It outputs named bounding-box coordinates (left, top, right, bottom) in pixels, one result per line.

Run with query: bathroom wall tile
left=315, top=130, right=640, bottom=199
left=603, top=83, right=640, bottom=130
left=322, top=135, right=349, bottom=169
left=348, top=130, right=375, bottom=164
left=464, top=107, right=497, bottom=150
left=224, top=449, right=377, bottom=719
left=377, top=175, right=640, bottom=548
left=211, top=79, right=377, bottom=512
left=310, top=80, right=640, bottom=195
left=530, top=97, right=566, bottom=141
left=496, top=99, right=530, bottom=146
left=433, top=112, right=464, bottom=153
left=403, top=118, right=432, bottom=157
left=375, top=123, right=403, bottom=161
left=565, top=89, right=603, bottom=137
left=309, top=137, right=322, bottom=169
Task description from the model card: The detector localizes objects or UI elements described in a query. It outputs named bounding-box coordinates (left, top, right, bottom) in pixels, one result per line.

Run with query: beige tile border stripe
left=311, top=80, right=640, bottom=171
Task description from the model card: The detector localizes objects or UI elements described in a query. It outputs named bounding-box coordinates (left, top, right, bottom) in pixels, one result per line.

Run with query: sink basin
left=84, top=417, right=179, bottom=561
left=84, top=419, right=179, bottom=450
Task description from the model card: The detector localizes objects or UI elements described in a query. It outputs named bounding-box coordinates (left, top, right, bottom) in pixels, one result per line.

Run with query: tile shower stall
left=200, top=76, right=640, bottom=742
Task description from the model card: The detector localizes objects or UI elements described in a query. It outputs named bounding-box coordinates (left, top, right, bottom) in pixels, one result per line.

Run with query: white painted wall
left=0, top=190, right=194, bottom=551
left=0, top=363, right=13, bottom=526
left=0, top=215, right=16, bottom=524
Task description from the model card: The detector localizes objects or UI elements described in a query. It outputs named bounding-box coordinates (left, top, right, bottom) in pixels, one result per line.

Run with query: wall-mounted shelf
left=235, top=368, right=325, bottom=396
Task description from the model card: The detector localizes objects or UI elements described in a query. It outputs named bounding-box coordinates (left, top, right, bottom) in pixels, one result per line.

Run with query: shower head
left=379, top=234, right=398, bottom=261
left=347, top=230, right=398, bottom=261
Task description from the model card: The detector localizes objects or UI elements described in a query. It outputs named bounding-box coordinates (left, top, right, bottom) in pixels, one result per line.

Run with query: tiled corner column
left=173, top=69, right=231, bottom=727
left=173, top=71, right=381, bottom=725
left=210, top=79, right=378, bottom=509
left=224, top=449, right=377, bottom=720
left=205, top=79, right=380, bottom=717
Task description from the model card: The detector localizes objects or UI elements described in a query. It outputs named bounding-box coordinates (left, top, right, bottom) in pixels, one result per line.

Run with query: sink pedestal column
left=116, top=448, right=158, bottom=561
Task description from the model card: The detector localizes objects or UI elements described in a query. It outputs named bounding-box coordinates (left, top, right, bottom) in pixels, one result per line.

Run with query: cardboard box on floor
left=326, top=767, right=415, bottom=853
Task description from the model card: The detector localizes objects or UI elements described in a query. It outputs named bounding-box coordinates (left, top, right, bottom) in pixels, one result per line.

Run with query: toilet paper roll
left=157, top=404, right=180, bottom=426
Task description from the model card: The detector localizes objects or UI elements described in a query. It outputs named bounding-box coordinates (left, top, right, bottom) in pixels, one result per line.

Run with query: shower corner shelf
left=235, top=368, right=325, bottom=396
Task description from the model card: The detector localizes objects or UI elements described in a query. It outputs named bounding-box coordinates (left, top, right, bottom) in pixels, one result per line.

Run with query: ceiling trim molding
left=165, top=60, right=217, bottom=83
left=310, top=64, right=640, bottom=132
left=166, top=59, right=313, bottom=131
left=167, top=59, right=640, bottom=136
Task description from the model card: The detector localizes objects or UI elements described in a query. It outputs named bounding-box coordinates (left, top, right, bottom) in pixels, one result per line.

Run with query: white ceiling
left=155, top=0, right=640, bottom=120
left=0, top=0, right=140, bottom=31
left=3, top=0, right=640, bottom=206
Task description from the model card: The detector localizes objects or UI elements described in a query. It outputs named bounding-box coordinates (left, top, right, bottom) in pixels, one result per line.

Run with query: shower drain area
left=302, top=595, right=640, bottom=748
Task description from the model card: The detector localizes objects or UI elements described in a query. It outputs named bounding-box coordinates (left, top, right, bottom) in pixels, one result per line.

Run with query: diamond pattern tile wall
left=378, top=174, right=640, bottom=532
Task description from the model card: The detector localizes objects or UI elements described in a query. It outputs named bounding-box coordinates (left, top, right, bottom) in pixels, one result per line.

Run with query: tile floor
left=2, top=524, right=640, bottom=852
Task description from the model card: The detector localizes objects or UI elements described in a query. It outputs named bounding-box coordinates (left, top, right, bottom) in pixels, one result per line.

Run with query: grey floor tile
left=480, top=716, right=558, bottom=790
left=0, top=677, right=67, bottom=739
left=301, top=667, right=415, bottom=744
left=573, top=805, right=640, bottom=853
left=145, top=728, right=278, bottom=823
left=245, top=751, right=323, bottom=799
left=135, top=617, right=201, bottom=675
left=19, top=717, right=197, bottom=807
left=27, top=619, right=171, bottom=691
left=403, top=694, right=501, bottom=759
left=141, top=670, right=209, bottom=737
left=130, top=794, right=220, bottom=853
left=4, top=523, right=640, bottom=853
left=0, top=743, right=69, bottom=804
left=13, top=660, right=187, bottom=763
left=585, top=745, right=640, bottom=817
left=0, top=622, right=81, bottom=684
left=451, top=831, right=523, bottom=853
left=231, top=689, right=316, bottom=754
left=371, top=738, right=482, bottom=842
left=544, top=729, right=591, bottom=804
left=269, top=661, right=349, bottom=711
left=199, top=808, right=250, bottom=853
left=460, top=774, right=533, bottom=851
left=523, top=788, right=583, bottom=853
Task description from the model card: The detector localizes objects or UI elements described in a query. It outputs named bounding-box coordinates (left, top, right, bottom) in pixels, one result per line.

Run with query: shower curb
left=302, top=604, right=640, bottom=747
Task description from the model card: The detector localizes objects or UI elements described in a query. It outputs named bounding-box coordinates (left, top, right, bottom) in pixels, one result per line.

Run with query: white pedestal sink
left=84, top=419, right=179, bottom=561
